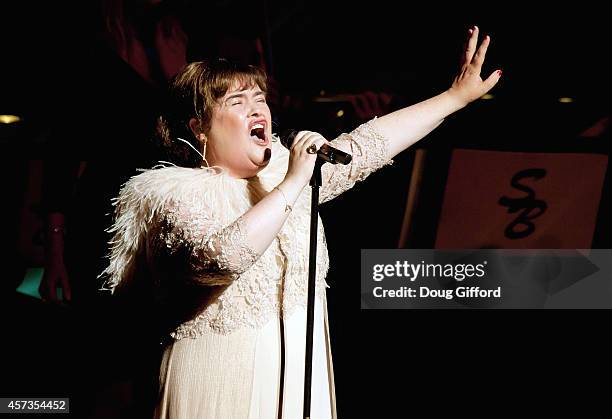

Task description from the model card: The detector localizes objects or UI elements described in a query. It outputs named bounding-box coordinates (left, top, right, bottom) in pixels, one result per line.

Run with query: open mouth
left=249, top=122, right=268, bottom=146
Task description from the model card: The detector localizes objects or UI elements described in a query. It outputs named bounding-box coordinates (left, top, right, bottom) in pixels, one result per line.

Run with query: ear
left=188, top=118, right=207, bottom=142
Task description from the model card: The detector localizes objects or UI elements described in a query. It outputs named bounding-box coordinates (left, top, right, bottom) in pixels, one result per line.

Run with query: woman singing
left=101, top=26, right=500, bottom=418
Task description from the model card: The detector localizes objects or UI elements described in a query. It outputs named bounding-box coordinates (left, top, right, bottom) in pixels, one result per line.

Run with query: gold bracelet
left=274, top=186, right=292, bottom=213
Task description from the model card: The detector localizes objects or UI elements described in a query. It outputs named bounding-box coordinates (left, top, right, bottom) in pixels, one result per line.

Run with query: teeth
left=252, top=123, right=265, bottom=130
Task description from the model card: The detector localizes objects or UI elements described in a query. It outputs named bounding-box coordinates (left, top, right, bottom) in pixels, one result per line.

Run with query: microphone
left=279, top=129, right=352, bottom=165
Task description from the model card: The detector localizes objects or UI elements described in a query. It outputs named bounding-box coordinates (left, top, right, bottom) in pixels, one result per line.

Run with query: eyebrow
left=224, top=90, right=265, bottom=103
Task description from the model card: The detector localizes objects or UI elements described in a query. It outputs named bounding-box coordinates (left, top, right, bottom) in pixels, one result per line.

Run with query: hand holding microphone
left=280, top=129, right=352, bottom=165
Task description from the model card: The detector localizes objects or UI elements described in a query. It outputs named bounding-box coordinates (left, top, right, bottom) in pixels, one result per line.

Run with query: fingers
left=452, top=25, right=501, bottom=104
left=287, top=131, right=330, bottom=185
left=291, top=131, right=313, bottom=151
left=304, top=133, right=329, bottom=152
left=460, top=27, right=472, bottom=67
left=472, top=35, right=490, bottom=69
left=291, top=131, right=329, bottom=154
left=483, top=69, right=503, bottom=93
left=463, top=26, right=479, bottom=67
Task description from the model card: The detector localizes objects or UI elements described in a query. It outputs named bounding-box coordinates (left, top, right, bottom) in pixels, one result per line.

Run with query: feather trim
left=99, top=135, right=288, bottom=293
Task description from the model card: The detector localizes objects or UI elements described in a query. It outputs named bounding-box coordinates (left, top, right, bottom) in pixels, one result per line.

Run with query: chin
left=235, top=161, right=267, bottom=179
left=230, top=149, right=271, bottom=178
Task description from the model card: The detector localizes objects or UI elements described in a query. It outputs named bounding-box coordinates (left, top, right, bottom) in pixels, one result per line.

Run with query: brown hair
left=156, top=59, right=268, bottom=167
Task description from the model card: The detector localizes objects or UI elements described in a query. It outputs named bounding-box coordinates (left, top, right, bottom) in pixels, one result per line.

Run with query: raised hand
left=448, top=26, right=502, bottom=106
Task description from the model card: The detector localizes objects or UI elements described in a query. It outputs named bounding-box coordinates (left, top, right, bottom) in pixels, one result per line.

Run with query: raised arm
left=311, top=26, right=501, bottom=203
left=373, top=26, right=501, bottom=159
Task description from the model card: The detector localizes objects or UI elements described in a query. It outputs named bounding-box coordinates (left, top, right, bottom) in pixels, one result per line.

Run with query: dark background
left=1, top=0, right=611, bottom=417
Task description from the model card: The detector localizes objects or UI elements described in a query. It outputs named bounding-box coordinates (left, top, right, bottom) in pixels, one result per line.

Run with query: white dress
left=100, top=120, right=391, bottom=418
left=156, top=299, right=333, bottom=418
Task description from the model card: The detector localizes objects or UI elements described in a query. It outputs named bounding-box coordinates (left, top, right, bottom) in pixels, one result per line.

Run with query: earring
left=200, top=134, right=210, bottom=168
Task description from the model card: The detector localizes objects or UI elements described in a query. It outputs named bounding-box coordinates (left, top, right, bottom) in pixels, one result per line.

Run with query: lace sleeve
left=320, top=118, right=393, bottom=203
left=153, top=200, right=260, bottom=286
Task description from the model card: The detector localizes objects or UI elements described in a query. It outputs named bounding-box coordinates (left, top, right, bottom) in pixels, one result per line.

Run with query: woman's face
left=205, top=82, right=273, bottom=178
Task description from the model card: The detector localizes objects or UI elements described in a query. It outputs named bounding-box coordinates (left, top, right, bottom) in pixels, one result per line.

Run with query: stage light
left=336, top=110, right=344, bottom=117
left=558, top=97, right=574, bottom=103
left=0, top=114, right=22, bottom=124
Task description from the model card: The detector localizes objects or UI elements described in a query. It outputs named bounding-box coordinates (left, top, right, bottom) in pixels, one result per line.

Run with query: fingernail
left=497, top=70, right=503, bottom=77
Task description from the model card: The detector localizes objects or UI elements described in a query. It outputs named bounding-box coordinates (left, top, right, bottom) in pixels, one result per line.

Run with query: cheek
left=211, top=116, right=244, bottom=149
left=214, top=109, right=244, bottom=132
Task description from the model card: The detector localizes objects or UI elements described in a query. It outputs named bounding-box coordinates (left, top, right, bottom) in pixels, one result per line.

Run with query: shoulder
left=118, top=166, right=223, bottom=207
left=115, top=165, right=255, bottom=226
left=123, top=165, right=223, bottom=194
left=108, top=166, right=224, bottom=233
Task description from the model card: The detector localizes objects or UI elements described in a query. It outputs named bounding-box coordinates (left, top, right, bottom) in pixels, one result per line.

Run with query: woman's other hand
left=448, top=26, right=502, bottom=106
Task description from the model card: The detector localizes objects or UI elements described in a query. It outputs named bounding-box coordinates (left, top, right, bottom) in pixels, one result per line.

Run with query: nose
left=249, top=106, right=261, bottom=117
left=248, top=103, right=265, bottom=120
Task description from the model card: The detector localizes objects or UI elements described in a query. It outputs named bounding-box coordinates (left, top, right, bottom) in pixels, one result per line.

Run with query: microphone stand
left=303, top=158, right=324, bottom=419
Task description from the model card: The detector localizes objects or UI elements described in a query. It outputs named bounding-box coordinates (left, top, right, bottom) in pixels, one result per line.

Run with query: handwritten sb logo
left=498, top=169, right=547, bottom=239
